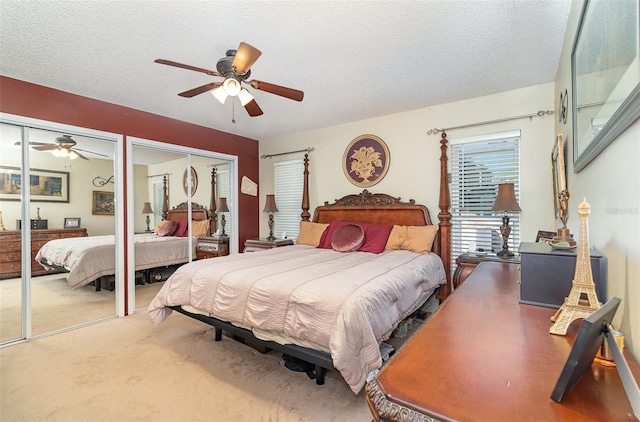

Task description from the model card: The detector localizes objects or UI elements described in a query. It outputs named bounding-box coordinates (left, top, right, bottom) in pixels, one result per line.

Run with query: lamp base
left=266, top=235, right=276, bottom=241
left=497, top=249, right=515, bottom=257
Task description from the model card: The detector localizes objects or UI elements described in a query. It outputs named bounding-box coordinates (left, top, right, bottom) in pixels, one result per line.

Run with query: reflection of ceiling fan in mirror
left=155, top=41, right=304, bottom=117
left=15, top=135, right=109, bottom=160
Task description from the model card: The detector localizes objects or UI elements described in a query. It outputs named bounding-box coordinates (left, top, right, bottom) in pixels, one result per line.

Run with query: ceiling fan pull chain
left=232, top=97, right=236, bottom=124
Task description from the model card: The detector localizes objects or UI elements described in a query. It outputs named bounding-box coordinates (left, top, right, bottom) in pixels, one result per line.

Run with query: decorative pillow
left=317, top=221, right=354, bottom=249
left=297, top=221, right=329, bottom=246
left=157, top=220, right=178, bottom=237
left=403, top=225, right=439, bottom=254
left=173, top=219, right=190, bottom=237
left=191, top=219, right=210, bottom=237
left=331, top=224, right=365, bottom=252
left=358, top=222, right=394, bottom=254
left=154, top=219, right=169, bottom=234
left=385, top=225, right=407, bottom=250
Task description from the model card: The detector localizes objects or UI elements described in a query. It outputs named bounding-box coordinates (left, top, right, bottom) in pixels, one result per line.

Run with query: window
left=152, top=181, right=164, bottom=227
left=274, top=159, right=304, bottom=241
left=450, top=131, right=521, bottom=272
left=217, top=169, right=231, bottom=238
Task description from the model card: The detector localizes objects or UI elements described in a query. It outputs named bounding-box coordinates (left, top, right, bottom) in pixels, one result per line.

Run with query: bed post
left=162, top=175, right=169, bottom=221
left=437, top=132, right=452, bottom=301
left=301, top=153, right=310, bottom=221
left=210, top=168, right=217, bottom=235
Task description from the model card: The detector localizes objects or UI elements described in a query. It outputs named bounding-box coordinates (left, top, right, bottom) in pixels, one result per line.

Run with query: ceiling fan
left=15, top=135, right=109, bottom=160
left=155, top=42, right=304, bottom=117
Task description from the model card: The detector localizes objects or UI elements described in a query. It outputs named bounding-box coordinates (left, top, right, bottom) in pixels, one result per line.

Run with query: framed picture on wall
left=92, top=190, right=114, bottom=215
left=63, top=217, right=81, bottom=228
left=0, top=166, right=70, bottom=203
left=342, top=134, right=390, bottom=188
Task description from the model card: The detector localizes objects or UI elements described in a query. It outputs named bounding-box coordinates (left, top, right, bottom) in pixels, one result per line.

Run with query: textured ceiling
left=0, top=0, right=571, bottom=142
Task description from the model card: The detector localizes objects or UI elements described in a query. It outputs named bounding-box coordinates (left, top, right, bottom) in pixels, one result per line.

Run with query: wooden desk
left=366, top=262, right=640, bottom=422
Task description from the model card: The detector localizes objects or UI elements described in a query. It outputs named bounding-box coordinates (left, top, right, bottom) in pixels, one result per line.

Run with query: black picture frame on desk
left=550, top=297, right=640, bottom=420
left=536, top=230, right=556, bottom=243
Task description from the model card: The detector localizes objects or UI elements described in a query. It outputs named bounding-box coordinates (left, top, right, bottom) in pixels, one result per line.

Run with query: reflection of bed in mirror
left=148, top=148, right=454, bottom=394
left=35, top=174, right=216, bottom=290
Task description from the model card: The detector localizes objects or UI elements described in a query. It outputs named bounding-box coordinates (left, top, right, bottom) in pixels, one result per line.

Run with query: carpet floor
left=0, top=311, right=373, bottom=421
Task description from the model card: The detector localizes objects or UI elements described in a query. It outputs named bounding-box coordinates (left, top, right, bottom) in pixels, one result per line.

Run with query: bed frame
left=171, top=135, right=453, bottom=386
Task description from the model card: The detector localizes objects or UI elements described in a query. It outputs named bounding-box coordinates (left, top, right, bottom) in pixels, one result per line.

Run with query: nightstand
left=243, top=238, right=293, bottom=252
left=196, top=236, right=229, bottom=259
left=453, top=251, right=520, bottom=288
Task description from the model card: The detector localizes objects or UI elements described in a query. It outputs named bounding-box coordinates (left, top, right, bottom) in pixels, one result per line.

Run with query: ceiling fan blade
left=71, top=150, right=90, bottom=160
left=232, top=42, right=262, bottom=75
left=154, top=59, right=221, bottom=77
left=74, top=147, right=110, bottom=158
left=178, top=82, right=222, bottom=98
left=32, top=145, right=58, bottom=151
left=243, top=99, right=264, bottom=117
left=14, top=141, right=53, bottom=147
left=248, top=80, right=304, bottom=102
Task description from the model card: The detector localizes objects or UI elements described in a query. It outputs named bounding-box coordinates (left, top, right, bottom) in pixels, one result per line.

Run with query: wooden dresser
left=366, top=262, right=640, bottom=421
left=0, top=228, right=88, bottom=279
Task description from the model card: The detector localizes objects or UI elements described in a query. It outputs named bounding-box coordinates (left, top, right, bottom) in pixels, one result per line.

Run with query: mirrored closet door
left=0, top=118, right=119, bottom=344
left=129, top=140, right=236, bottom=312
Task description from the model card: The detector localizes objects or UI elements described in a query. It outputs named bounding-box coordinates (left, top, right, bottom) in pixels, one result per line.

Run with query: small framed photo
left=64, top=217, right=81, bottom=229
left=536, top=230, right=556, bottom=243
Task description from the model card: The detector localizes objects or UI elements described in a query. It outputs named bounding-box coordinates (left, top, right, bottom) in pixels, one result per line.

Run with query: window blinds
left=217, top=169, right=231, bottom=237
left=274, top=159, right=304, bottom=241
left=450, top=134, right=521, bottom=272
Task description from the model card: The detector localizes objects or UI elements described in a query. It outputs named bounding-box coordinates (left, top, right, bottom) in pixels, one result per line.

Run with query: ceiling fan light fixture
left=238, top=88, right=254, bottom=106
left=57, top=148, right=69, bottom=158
left=211, top=86, right=228, bottom=104
left=68, top=150, right=79, bottom=160
left=223, top=77, right=241, bottom=97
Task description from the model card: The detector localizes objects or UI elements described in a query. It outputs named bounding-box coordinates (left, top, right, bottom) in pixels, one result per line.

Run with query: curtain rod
left=427, top=110, right=554, bottom=135
left=147, top=173, right=170, bottom=178
left=261, top=147, right=314, bottom=159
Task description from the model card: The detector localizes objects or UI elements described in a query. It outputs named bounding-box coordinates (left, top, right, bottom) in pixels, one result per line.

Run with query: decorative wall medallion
left=342, top=134, right=390, bottom=188
left=183, top=166, right=198, bottom=196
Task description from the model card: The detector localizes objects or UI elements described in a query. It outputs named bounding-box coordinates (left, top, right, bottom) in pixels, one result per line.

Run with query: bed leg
left=214, top=328, right=222, bottom=341
left=95, top=280, right=101, bottom=292
left=315, top=365, right=325, bottom=385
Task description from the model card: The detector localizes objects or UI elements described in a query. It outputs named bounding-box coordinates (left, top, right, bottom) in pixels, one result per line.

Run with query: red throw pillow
left=317, top=221, right=353, bottom=249
left=157, top=220, right=178, bottom=236
left=173, top=219, right=189, bottom=237
left=331, top=224, right=365, bottom=252
left=358, top=222, right=394, bottom=253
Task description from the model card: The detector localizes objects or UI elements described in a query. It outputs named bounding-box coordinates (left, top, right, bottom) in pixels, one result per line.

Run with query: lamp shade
left=141, top=202, right=154, bottom=214
left=218, top=197, right=230, bottom=213
left=491, top=183, right=522, bottom=212
left=263, top=194, right=279, bottom=213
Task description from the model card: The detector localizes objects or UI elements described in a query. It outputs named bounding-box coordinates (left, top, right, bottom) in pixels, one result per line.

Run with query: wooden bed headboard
left=167, top=202, right=208, bottom=222
left=300, top=131, right=453, bottom=300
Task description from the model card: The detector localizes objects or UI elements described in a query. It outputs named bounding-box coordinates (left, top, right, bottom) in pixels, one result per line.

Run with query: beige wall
left=555, top=0, right=639, bottom=357
left=260, top=83, right=556, bottom=242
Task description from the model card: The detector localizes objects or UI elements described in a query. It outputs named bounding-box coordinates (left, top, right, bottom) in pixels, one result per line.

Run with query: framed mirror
left=572, top=0, right=640, bottom=172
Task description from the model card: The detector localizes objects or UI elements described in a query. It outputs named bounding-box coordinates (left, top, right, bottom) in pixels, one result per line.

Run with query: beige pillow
left=403, top=225, right=439, bottom=254
left=154, top=220, right=169, bottom=234
left=385, top=225, right=407, bottom=250
left=296, top=221, right=329, bottom=246
left=191, top=219, right=210, bottom=237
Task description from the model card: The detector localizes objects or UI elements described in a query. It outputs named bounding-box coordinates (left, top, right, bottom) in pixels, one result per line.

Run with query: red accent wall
left=0, top=76, right=259, bottom=251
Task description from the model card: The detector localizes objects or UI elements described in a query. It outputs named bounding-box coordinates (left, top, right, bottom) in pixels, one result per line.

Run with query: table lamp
left=491, top=183, right=521, bottom=257
left=218, top=197, right=230, bottom=237
left=263, top=194, right=279, bottom=241
left=142, top=202, right=154, bottom=233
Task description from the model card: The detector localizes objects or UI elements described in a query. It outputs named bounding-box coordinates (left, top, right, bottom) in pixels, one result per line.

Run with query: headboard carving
left=324, top=190, right=416, bottom=207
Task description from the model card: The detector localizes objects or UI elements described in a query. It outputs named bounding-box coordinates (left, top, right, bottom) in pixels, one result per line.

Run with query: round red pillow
left=157, top=220, right=178, bottom=236
left=331, top=224, right=365, bottom=252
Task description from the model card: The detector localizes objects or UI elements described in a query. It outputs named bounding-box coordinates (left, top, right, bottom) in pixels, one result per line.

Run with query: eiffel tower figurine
left=550, top=198, right=602, bottom=335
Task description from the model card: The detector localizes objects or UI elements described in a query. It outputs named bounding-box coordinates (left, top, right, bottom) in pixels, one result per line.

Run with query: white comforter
left=35, top=234, right=196, bottom=288
left=148, top=245, right=446, bottom=393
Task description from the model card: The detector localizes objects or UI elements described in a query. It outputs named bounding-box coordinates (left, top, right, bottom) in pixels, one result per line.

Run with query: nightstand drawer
left=196, top=236, right=229, bottom=260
